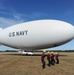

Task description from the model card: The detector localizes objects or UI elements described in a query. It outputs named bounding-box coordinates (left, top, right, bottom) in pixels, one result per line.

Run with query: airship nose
left=50, top=20, right=74, bottom=40
left=67, top=25, right=74, bottom=38
left=72, top=30, right=74, bottom=38
left=69, top=25, right=74, bottom=39
left=60, top=21, right=74, bottom=39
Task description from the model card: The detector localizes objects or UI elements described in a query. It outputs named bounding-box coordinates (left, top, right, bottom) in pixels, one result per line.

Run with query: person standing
left=41, top=50, right=46, bottom=69
left=47, top=52, right=51, bottom=66
left=51, top=52, right=55, bottom=65
left=55, top=52, right=59, bottom=64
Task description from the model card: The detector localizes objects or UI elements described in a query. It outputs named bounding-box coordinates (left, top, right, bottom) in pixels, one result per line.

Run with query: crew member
left=47, top=52, right=51, bottom=66
left=41, top=50, right=46, bottom=69
left=55, top=52, right=59, bottom=64
left=51, top=52, right=55, bottom=65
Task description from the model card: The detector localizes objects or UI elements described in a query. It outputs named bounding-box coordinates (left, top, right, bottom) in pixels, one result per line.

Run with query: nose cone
left=67, top=24, right=74, bottom=39
left=72, top=26, right=74, bottom=38
left=55, top=20, right=74, bottom=39
left=72, top=26, right=74, bottom=37
left=48, top=20, right=74, bottom=41
left=62, top=22, right=74, bottom=39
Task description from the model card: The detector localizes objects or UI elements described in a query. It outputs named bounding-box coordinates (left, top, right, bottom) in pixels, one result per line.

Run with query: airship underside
left=0, top=20, right=74, bottom=50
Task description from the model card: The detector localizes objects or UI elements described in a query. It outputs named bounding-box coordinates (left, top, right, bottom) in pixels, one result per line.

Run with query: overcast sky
left=0, top=0, right=74, bottom=50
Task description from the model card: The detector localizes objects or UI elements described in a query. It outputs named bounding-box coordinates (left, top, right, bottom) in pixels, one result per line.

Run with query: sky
left=0, top=0, right=74, bottom=50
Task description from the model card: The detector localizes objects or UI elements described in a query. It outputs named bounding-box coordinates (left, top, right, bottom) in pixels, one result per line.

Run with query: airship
left=0, top=20, right=74, bottom=52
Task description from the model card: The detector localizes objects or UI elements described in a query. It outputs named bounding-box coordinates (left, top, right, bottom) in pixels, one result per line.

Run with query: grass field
left=0, top=52, right=74, bottom=75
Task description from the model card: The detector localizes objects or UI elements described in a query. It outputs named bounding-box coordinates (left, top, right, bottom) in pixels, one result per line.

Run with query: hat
left=55, top=52, right=58, bottom=54
left=43, top=50, right=46, bottom=52
left=47, top=52, right=50, bottom=54
left=51, top=52, right=53, bottom=54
